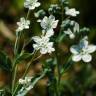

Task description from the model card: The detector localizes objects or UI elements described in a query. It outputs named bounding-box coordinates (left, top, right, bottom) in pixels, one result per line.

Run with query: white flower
left=24, top=0, right=40, bottom=10
left=39, top=15, right=58, bottom=38
left=16, top=17, right=30, bottom=32
left=65, top=8, right=80, bottom=17
left=19, top=77, right=32, bottom=85
left=64, top=28, right=75, bottom=39
left=70, top=37, right=96, bottom=62
left=32, top=36, right=55, bottom=54
left=40, top=15, right=59, bottom=31
left=19, top=79, right=26, bottom=84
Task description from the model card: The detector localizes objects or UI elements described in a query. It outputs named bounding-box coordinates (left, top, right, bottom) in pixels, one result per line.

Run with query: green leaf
left=0, top=51, right=12, bottom=72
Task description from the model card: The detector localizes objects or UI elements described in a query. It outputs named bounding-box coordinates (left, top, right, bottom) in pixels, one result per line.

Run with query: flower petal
left=82, top=54, right=92, bottom=62
left=35, top=2, right=41, bottom=7
left=72, top=54, right=81, bottom=62
left=45, top=29, right=54, bottom=37
left=52, top=20, right=59, bottom=28
left=87, top=45, right=96, bottom=53
left=32, top=36, right=41, bottom=43
left=70, top=45, right=79, bottom=54
left=40, top=48, right=47, bottom=54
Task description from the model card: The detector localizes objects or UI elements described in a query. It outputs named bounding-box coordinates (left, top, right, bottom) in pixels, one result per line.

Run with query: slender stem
left=22, top=59, right=33, bottom=78
left=26, top=10, right=30, bottom=20
left=12, top=65, right=17, bottom=94
left=54, top=3, right=64, bottom=95
left=33, top=54, right=42, bottom=62
left=14, top=35, right=18, bottom=55
left=56, top=54, right=61, bottom=96
left=22, top=51, right=36, bottom=78
left=54, top=43, right=61, bottom=96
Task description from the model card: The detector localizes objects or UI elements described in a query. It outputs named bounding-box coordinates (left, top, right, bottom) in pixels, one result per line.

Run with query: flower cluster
left=70, top=36, right=96, bottom=62
left=33, top=15, right=59, bottom=54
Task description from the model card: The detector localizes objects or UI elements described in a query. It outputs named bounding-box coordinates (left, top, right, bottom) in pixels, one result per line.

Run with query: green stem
left=22, top=51, right=36, bottom=78
left=56, top=55, right=61, bottom=96
left=26, top=10, right=30, bottom=20
left=14, top=33, right=19, bottom=56
left=54, top=44, right=61, bottom=96
left=12, top=65, right=17, bottom=94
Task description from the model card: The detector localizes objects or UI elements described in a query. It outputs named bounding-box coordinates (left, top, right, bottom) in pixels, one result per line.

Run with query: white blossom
left=65, top=7, right=80, bottom=17
left=19, top=77, right=32, bottom=85
left=32, top=36, right=55, bottom=54
left=70, top=37, right=96, bottom=62
left=40, top=15, right=59, bottom=32
left=64, top=28, right=75, bottom=39
left=24, top=0, right=40, bottom=10
left=38, top=15, right=59, bottom=38
left=16, top=17, right=30, bottom=32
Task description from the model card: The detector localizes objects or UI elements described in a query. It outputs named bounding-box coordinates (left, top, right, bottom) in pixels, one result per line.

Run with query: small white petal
left=32, top=36, right=41, bottom=43
left=33, top=44, right=39, bottom=50
left=52, top=20, right=59, bottom=28
left=82, top=54, right=92, bottom=62
left=37, top=19, right=41, bottom=22
left=35, top=2, right=41, bottom=7
left=48, top=48, right=55, bottom=53
left=40, top=48, right=47, bottom=54
left=72, top=54, right=81, bottom=62
left=45, top=29, right=54, bottom=37
left=70, top=45, right=79, bottom=54
left=74, top=22, right=79, bottom=32
left=69, top=33, right=75, bottom=39
left=87, top=45, right=96, bottom=53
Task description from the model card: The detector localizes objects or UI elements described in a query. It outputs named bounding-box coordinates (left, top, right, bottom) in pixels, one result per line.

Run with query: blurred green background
left=0, top=0, right=96, bottom=96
